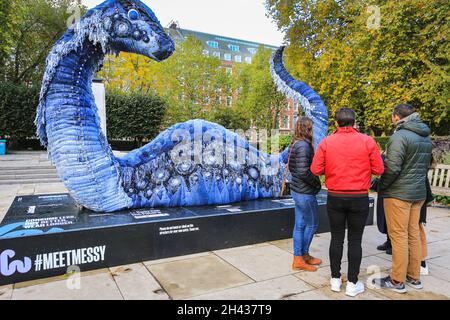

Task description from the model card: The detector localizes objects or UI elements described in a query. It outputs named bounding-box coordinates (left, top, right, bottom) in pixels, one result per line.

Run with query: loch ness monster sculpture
left=35, top=0, right=329, bottom=212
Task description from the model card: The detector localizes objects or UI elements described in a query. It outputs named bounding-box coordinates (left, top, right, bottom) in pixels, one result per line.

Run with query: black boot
left=377, top=240, right=391, bottom=251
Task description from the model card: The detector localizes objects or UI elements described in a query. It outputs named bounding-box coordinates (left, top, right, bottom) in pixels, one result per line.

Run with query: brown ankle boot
left=292, top=256, right=318, bottom=272
left=303, top=254, right=322, bottom=266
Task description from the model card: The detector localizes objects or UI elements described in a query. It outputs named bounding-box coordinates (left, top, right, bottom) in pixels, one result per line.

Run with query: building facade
left=166, top=24, right=296, bottom=134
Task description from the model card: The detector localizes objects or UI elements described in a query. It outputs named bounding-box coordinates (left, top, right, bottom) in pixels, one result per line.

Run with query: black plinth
left=0, top=191, right=374, bottom=285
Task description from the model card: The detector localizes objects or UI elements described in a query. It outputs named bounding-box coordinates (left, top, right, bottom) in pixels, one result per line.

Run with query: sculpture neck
left=44, top=40, right=133, bottom=212
left=52, top=41, right=104, bottom=98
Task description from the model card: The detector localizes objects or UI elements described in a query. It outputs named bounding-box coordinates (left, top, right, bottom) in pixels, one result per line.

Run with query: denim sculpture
left=35, top=0, right=328, bottom=212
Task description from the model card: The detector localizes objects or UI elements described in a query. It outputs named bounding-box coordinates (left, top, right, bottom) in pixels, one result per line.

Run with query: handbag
left=280, top=141, right=298, bottom=197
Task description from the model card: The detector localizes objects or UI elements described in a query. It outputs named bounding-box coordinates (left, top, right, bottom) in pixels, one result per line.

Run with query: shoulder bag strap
left=280, top=141, right=297, bottom=197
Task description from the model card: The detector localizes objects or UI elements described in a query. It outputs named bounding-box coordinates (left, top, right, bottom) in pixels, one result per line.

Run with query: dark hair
left=294, top=116, right=314, bottom=152
left=335, top=108, right=356, bottom=127
left=393, top=104, right=415, bottom=119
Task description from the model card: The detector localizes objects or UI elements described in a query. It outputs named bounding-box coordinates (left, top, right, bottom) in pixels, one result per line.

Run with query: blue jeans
left=291, top=191, right=319, bottom=256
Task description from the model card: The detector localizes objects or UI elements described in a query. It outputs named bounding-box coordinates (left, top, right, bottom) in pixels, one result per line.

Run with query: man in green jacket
left=373, top=104, right=432, bottom=294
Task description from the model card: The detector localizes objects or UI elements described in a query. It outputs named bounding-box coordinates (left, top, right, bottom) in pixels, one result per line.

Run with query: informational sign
left=130, top=209, right=170, bottom=220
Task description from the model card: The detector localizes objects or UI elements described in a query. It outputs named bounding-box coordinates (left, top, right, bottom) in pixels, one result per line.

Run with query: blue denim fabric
left=35, top=1, right=329, bottom=213
left=291, top=191, right=319, bottom=256
left=270, top=47, right=329, bottom=150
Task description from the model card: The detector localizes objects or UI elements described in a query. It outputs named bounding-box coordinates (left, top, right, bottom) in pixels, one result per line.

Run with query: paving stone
left=146, top=254, right=253, bottom=300
left=426, top=207, right=450, bottom=220
left=143, top=252, right=214, bottom=266
left=270, top=236, right=334, bottom=267
left=0, top=207, right=8, bottom=221
left=34, top=183, right=67, bottom=195
left=214, top=244, right=297, bottom=281
left=0, top=285, right=13, bottom=300
left=285, top=285, right=388, bottom=300
left=16, top=185, right=35, bottom=196
left=191, top=275, right=314, bottom=300
left=0, top=186, right=20, bottom=196
left=110, top=263, right=170, bottom=300
left=427, top=240, right=450, bottom=259
left=426, top=216, right=450, bottom=240
left=294, top=266, right=332, bottom=289
left=283, top=288, right=333, bottom=300
left=428, top=254, right=450, bottom=270
left=369, top=275, right=450, bottom=300
left=11, top=269, right=123, bottom=300
left=426, top=261, right=450, bottom=282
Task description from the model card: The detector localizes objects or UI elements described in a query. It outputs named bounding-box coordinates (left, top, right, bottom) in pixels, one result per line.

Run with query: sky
left=81, top=0, right=285, bottom=46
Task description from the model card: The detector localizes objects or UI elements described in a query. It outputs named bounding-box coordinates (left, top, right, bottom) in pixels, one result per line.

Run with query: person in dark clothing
left=372, top=153, right=393, bottom=255
left=311, top=108, right=384, bottom=297
left=373, top=104, right=433, bottom=294
left=288, top=116, right=322, bottom=273
left=375, top=178, right=433, bottom=259
left=375, top=159, right=436, bottom=273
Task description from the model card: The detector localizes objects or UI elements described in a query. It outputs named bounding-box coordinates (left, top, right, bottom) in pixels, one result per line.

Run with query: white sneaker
left=421, top=264, right=429, bottom=276
left=330, top=277, right=342, bottom=292
left=346, top=281, right=365, bottom=297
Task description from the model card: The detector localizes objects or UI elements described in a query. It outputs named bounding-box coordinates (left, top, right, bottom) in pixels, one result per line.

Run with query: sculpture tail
left=270, top=46, right=328, bottom=150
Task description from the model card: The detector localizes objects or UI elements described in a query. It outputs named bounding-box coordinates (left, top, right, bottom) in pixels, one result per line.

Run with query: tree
left=233, top=46, right=286, bottom=133
left=1, top=0, right=86, bottom=85
left=0, top=0, right=15, bottom=71
left=266, top=0, right=450, bottom=135
left=100, top=36, right=234, bottom=128
left=210, top=105, right=250, bottom=131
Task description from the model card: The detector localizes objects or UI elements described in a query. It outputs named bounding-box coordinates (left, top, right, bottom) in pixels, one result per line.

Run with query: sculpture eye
left=128, top=9, right=140, bottom=20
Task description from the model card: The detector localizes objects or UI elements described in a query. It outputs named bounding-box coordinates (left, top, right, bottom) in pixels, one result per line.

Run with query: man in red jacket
left=311, top=108, right=384, bottom=297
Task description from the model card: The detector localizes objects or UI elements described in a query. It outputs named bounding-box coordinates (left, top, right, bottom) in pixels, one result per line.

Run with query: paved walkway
left=0, top=152, right=449, bottom=300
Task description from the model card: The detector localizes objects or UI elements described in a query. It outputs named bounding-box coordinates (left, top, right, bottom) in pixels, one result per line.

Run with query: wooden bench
left=429, top=164, right=450, bottom=197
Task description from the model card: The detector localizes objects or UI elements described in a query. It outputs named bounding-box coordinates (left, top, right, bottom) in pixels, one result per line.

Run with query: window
left=207, top=41, right=219, bottom=48
left=212, top=51, right=221, bottom=59
left=235, top=55, right=242, bottom=63
left=216, top=96, right=221, bottom=104
left=284, top=116, right=290, bottom=129
left=224, top=53, right=232, bottom=61
left=285, top=102, right=291, bottom=111
left=225, top=67, right=232, bottom=75
left=228, top=44, right=240, bottom=52
left=248, top=48, right=257, bottom=55
left=245, top=57, right=252, bottom=64
left=202, top=49, right=209, bottom=56
left=227, top=96, right=232, bottom=107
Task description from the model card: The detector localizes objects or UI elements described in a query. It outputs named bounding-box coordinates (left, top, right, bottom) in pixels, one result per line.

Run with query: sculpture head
left=91, top=0, right=175, bottom=61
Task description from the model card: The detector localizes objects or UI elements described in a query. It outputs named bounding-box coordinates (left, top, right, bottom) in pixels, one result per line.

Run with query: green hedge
left=0, top=81, right=39, bottom=143
left=106, top=90, right=166, bottom=144
left=374, top=137, right=390, bottom=151
left=279, top=135, right=293, bottom=151
left=434, top=195, right=450, bottom=206
left=0, top=81, right=167, bottom=149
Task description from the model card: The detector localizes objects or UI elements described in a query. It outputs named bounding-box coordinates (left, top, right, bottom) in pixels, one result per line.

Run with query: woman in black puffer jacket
left=288, top=117, right=322, bottom=272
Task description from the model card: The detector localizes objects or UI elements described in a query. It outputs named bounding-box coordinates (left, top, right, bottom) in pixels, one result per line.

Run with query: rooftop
left=166, top=24, right=278, bottom=65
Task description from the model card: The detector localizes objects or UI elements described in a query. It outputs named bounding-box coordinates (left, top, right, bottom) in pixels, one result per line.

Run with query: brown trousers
left=419, top=223, right=428, bottom=261
left=384, top=198, right=425, bottom=283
